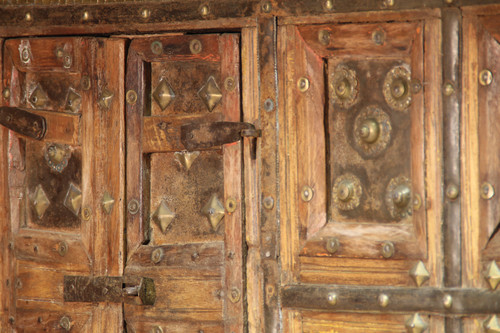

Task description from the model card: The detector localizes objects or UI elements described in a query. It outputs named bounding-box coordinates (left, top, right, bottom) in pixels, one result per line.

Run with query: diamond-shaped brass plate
left=29, top=85, right=48, bottom=109
left=409, top=261, right=430, bottom=287
left=484, top=315, right=500, bottom=333
left=201, top=194, right=225, bottom=231
left=65, top=88, right=82, bottom=113
left=153, top=200, right=175, bottom=233
left=153, top=78, right=176, bottom=111
left=98, top=88, right=114, bottom=110
left=198, top=76, right=222, bottom=112
left=32, top=184, right=50, bottom=219
left=405, top=313, right=428, bottom=333
left=63, top=183, right=82, bottom=217
left=102, top=191, right=115, bottom=215
left=485, top=261, right=500, bottom=290
left=174, top=151, right=200, bottom=171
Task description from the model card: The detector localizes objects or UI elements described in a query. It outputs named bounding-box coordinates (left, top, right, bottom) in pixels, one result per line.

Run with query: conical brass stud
left=484, top=315, right=500, bottom=332
left=65, top=88, right=82, bottom=113
left=29, top=86, right=48, bottom=109
left=202, top=194, right=225, bottom=231
left=63, top=183, right=82, bottom=217
left=405, top=313, right=428, bottom=333
left=198, top=76, right=222, bottom=112
left=485, top=261, right=500, bottom=290
left=98, top=88, right=114, bottom=110
left=174, top=151, right=200, bottom=170
left=153, top=201, right=175, bottom=233
left=409, top=261, right=430, bottom=287
left=102, top=192, right=115, bottom=215
left=33, top=184, right=50, bottom=219
left=153, top=78, right=175, bottom=111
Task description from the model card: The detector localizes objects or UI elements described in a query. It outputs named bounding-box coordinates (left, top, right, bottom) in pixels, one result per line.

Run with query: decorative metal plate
left=353, top=105, right=392, bottom=157
left=63, top=182, right=82, bottom=217
left=44, top=143, right=71, bottom=173
left=332, top=173, right=362, bottom=211
left=153, top=78, right=175, bottom=111
left=198, top=76, right=222, bottom=112
left=330, top=64, right=359, bottom=109
left=383, top=65, right=412, bottom=111
left=385, top=175, right=412, bottom=220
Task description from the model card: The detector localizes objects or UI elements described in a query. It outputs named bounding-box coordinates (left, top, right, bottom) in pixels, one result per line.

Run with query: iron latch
left=0, top=106, right=46, bottom=140
left=63, top=276, right=156, bottom=305
left=180, top=121, right=261, bottom=151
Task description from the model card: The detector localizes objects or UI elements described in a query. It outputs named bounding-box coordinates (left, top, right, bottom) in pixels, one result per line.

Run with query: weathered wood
left=282, top=284, right=500, bottom=314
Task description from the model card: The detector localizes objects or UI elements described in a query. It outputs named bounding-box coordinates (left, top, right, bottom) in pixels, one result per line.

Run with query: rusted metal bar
left=0, top=106, right=46, bottom=140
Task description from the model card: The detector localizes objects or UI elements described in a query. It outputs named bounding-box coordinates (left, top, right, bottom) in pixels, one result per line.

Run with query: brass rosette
left=353, top=105, right=392, bottom=157
left=44, top=143, right=71, bottom=173
left=332, top=173, right=362, bottom=211
left=330, top=65, right=359, bottom=109
left=383, top=65, right=412, bottom=111
left=385, top=175, right=412, bottom=220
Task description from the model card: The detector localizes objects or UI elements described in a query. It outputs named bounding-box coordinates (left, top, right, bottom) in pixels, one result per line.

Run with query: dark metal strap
left=0, top=106, right=46, bottom=140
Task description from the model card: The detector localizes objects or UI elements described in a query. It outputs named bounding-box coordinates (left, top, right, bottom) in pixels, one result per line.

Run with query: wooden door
left=123, top=34, right=244, bottom=332
left=0, top=37, right=125, bottom=331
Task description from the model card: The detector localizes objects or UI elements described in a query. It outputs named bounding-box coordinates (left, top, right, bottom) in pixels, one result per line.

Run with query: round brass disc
left=332, top=173, right=362, bottom=211
left=385, top=175, right=412, bottom=220
left=353, top=106, right=392, bottom=157
left=383, top=65, right=412, bottom=111
left=330, top=64, right=359, bottom=109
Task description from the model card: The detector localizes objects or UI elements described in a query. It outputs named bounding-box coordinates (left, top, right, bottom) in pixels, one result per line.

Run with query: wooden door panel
left=2, top=37, right=125, bottom=331
left=280, top=16, right=441, bottom=286
left=125, top=33, right=243, bottom=332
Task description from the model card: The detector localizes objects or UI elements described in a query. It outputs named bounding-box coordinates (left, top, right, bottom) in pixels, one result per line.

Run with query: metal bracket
left=63, top=276, right=156, bottom=305
left=180, top=121, right=261, bottom=151
left=0, top=106, right=46, bottom=140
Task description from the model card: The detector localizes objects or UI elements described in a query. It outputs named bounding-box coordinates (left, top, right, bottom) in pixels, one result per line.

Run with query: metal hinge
left=63, top=276, right=156, bottom=305
left=0, top=106, right=46, bottom=140
left=181, top=121, right=261, bottom=156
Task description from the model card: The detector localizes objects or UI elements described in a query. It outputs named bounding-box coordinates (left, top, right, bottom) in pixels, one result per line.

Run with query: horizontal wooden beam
left=282, top=284, right=500, bottom=314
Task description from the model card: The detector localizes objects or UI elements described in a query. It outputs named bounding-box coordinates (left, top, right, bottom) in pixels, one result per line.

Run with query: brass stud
left=327, top=292, right=337, bottom=305
left=153, top=201, right=175, bottom=233
left=444, top=0, right=453, bottom=3
left=82, top=207, right=92, bottom=221
left=381, top=241, right=395, bottom=259
left=301, top=185, right=314, bottom=202
left=151, top=247, right=164, bottom=264
left=484, top=315, right=500, bottom=333
left=297, top=77, right=310, bottom=92
left=128, top=199, right=140, bottom=215
left=323, top=0, right=334, bottom=11
left=386, top=176, right=412, bottom=219
left=2, top=88, right=11, bottom=99
left=261, top=1, right=272, bottom=13
left=443, top=82, right=455, bottom=96
left=102, top=192, right=115, bottom=215
left=384, top=66, right=412, bottom=111
left=485, top=261, right=500, bottom=290
left=151, top=326, right=163, bottom=333
left=174, top=151, right=200, bottom=170
left=318, top=29, right=331, bottom=46
left=378, top=294, right=389, bottom=307
left=82, top=11, right=89, bottom=21
left=126, top=89, right=138, bottom=105
left=32, top=184, right=50, bottom=219
left=358, top=119, right=380, bottom=144
left=479, top=69, right=493, bottom=86
left=224, top=76, right=236, bottom=91
left=443, top=294, right=453, bottom=309
left=98, top=88, right=114, bottom=110
left=141, top=8, right=151, bottom=19
left=326, top=237, right=340, bottom=254
left=59, top=316, right=71, bottom=331
left=81, top=76, right=91, bottom=90
left=198, top=76, right=222, bottom=112
left=333, top=174, right=362, bottom=210
left=199, top=4, right=210, bottom=17
left=263, top=196, right=274, bottom=210
left=446, top=183, right=459, bottom=200
left=263, top=98, right=275, bottom=112
left=153, top=78, right=176, bottom=110
left=151, top=40, right=163, bottom=55
left=63, top=183, right=82, bottom=217
left=55, top=48, right=64, bottom=58
left=405, top=313, right=428, bottom=333
left=413, top=193, right=422, bottom=210
left=382, top=0, right=395, bottom=7
left=189, top=39, right=203, bottom=54
left=25, top=12, right=33, bottom=22
left=411, top=79, right=422, bottom=94
left=63, top=54, right=72, bottom=69
left=331, top=64, right=359, bottom=109
left=202, top=194, right=225, bottom=231
left=372, top=29, right=386, bottom=45
left=226, top=198, right=237, bottom=213
left=391, top=184, right=411, bottom=207
left=20, top=47, right=30, bottom=64
left=58, top=241, right=68, bottom=257
left=409, top=261, right=430, bottom=287
left=481, top=182, right=495, bottom=200
left=229, top=287, right=241, bottom=303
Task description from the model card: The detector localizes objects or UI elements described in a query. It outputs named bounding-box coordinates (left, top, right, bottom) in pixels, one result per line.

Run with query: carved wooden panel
left=1, top=37, right=125, bottom=331
left=279, top=14, right=442, bottom=287
left=124, top=34, right=243, bottom=333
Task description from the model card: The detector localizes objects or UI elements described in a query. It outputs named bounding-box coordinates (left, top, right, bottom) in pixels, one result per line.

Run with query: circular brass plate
left=81, top=76, right=91, bottom=90
left=58, top=241, right=68, bottom=257
left=353, top=105, right=392, bottom=157
left=2, top=88, right=11, bottom=99
left=224, top=76, right=236, bottom=91
left=318, top=29, right=331, bottom=45
left=385, top=175, right=412, bottom=220
left=301, top=185, right=314, bottom=202
left=128, top=199, right=140, bottom=215
left=151, top=41, right=163, bottom=55
left=481, top=182, right=495, bottom=200
left=326, top=237, right=340, bottom=254
left=381, top=241, right=395, bottom=258
left=330, top=64, right=359, bottom=109
left=383, top=65, right=412, bottom=111
left=332, top=173, right=362, bottom=211
left=59, top=316, right=71, bottom=331
left=126, top=90, right=138, bottom=105
left=82, top=207, right=92, bottom=221
left=263, top=196, right=274, bottom=210
left=151, top=326, right=163, bottom=333
left=479, top=69, right=493, bottom=86
left=151, top=247, right=164, bottom=264
left=226, top=198, right=237, bottom=213
left=297, top=77, right=310, bottom=92
left=229, top=287, right=241, bottom=303
left=189, top=39, right=203, bottom=54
